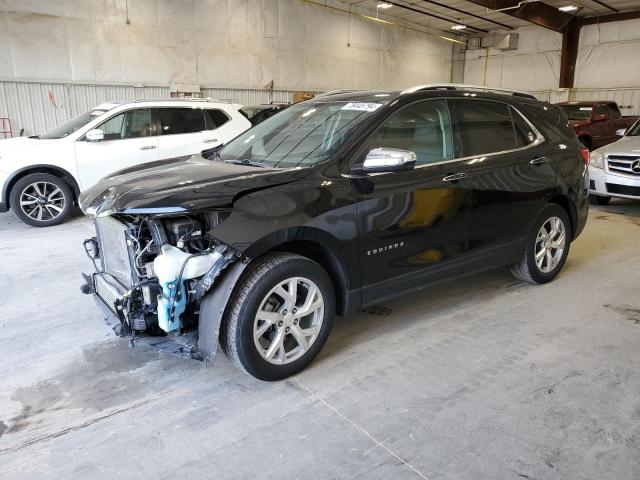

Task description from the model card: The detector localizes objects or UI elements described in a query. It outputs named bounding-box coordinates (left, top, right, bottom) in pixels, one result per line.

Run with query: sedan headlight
left=590, top=151, right=604, bottom=169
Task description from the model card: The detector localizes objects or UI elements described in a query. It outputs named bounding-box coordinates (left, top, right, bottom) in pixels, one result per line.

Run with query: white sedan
left=0, top=99, right=252, bottom=226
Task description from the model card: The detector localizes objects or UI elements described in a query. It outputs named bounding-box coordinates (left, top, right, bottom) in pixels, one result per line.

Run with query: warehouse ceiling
left=342, top=0, right=640, bottom=34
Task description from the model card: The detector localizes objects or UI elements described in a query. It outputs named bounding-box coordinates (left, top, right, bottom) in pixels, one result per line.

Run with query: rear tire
left=589, top=195, right=611, bottom=206
left=10, top=173, right=72, bottom=227
left=511, top=204, right=571, bottom=284
left=220, top=253, right=335, bottom=381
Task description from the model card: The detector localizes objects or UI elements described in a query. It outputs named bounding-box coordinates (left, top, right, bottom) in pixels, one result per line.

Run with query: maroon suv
left=556, top=101, right=638, bottom=150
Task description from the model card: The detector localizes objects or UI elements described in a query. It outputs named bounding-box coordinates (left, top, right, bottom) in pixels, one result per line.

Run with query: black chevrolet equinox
left=80, top=84, right=589, bottom=380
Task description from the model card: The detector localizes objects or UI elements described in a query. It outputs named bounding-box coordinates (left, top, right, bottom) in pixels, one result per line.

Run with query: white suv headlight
left=590, top=151, right=604, bottom=169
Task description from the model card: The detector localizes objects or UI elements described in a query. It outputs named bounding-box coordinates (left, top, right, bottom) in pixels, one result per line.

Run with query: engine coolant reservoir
left=153, top=245, right=221, bottom=285
left=153, top=245, right=223, bottom=333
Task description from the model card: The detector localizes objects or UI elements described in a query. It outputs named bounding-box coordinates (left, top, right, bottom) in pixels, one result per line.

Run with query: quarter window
left=98, top=109, right=153, bottom=140
left=156, top=108, right=205, bottom=135
left=511, top=107, right=537, bottom=148
left=204, top=109, right=230, bottom=129
left=452, top=100, right=534, bottom=157
left=367, top=100, right=454, bottom=166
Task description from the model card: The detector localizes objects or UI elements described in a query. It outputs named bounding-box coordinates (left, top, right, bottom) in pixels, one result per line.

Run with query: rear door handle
left=140, top=145, right=157, bottom=150
left=204, top=138, right=219, bottom=144
left=530, top=157, right=548, bottom=165
left=443, top=172, right=467, bottom=182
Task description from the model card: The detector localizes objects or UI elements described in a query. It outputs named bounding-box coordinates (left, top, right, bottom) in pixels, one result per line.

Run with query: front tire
left=511, top=204, right=571, bottom=284
left=9, top=173, right=72, bottom=227
left=220, top=253, right=335, bottom=381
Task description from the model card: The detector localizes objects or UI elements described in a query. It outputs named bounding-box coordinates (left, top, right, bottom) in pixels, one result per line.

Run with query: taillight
left=579, top=146, right=590, bottom=165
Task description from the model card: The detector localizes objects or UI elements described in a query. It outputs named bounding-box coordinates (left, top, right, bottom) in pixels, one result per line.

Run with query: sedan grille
left=95, top=217, right=133, bottom=287
left=607, top=155, right=640, bottom=177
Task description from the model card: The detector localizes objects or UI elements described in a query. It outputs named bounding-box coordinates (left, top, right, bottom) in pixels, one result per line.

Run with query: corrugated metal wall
left=2, top=80, right=639, bottom=137
left=0, top=81, right=305, bottom=137
left=532, top=88, right=640, bottom=116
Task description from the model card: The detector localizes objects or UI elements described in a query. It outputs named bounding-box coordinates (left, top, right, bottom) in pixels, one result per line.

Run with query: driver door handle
left=204, top=138, right=219, bottom=144
left=443, top=172, right=467, bottom=182
left=140, top=145, right=157, bottom=150
left=530, top=157, right=548, bottom=165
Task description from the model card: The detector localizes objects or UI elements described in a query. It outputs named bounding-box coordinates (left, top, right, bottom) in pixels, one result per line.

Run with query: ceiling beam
left=588, top=0, right=618, bottom=13
left=463, top=0, right=574, bottom=31
left=386, top=1, right=489, bottom=33
left=580, top=10, right=640, bottom=25
left=418, top=0, right=514, bottom=30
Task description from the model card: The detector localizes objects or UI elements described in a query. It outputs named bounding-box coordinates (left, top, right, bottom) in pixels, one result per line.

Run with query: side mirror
left=593, top=114, right=607, bottom=123
left=85, top=129, right=104, bottom=142
left=361, top=148, right=416, bottom=173
left=616, top=128, right=627, bottom=137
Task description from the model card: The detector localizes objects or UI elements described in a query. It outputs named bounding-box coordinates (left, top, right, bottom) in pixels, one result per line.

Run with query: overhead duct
left=480, top=32, right=519, bottom=51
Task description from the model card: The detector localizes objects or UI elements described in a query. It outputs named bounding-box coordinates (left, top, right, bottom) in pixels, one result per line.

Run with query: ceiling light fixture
left=377, top=2, right=393, bottom=8
left=451, top=24, right=467, bottom=30
left=559, top=5, right=578, bottom=11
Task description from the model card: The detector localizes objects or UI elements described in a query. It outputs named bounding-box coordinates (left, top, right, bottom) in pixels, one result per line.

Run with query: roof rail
left=133, top=97, right=235, bottom=104
left=401, top=83, right=537, bottom=100
left=315, top=89, right=363, bottom=98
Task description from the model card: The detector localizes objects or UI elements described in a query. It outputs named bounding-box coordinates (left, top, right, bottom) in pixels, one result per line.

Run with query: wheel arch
left=3, top=165, right=80, bottom=209
left=267, top=239, right=351, bottom=315
left=548, top=194, right=577, bottom=239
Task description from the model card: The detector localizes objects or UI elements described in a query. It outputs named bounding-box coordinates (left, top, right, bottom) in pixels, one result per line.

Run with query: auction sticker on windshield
left=341, top=102, right=383, bottom=112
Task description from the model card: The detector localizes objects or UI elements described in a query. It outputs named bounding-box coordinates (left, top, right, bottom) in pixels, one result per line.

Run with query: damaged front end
left=81, top=211, right=243, bottom=362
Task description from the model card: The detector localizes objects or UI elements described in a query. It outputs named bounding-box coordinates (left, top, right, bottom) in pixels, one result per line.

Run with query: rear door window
left=155, top=108, right=205, bottom=135
left=452, top=100, right=525, bottom=157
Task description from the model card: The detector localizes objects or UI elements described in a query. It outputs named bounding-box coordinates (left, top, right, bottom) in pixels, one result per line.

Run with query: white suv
left=0, top=99, right=252, bottom=226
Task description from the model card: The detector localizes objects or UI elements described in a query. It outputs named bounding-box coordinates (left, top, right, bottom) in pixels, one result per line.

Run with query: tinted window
left=98, top=109, right=153, bottom=140
left=204, top=109, right=230, bottom=129
left=367, top=100, right=453, bottom=165
left=156, top=108, right=205, bottom=135
left=453, top=100, right=519, bottom=157
left=511, top=107, right=536, bottom=147
left=609, top=104, right=621, bottom=119
left=594, top=104, right=609, bottom=119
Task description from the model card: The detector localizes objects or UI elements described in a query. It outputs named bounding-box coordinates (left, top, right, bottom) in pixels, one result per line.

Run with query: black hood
left=79, top=155, right=310, bottom=217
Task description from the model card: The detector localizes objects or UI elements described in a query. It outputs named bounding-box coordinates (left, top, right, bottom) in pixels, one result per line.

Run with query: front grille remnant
left=95, top=217, right=133, bottom=287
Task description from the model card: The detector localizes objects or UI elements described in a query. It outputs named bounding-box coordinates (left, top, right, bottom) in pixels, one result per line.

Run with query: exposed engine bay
left=81, top=212, right=242, bottom=360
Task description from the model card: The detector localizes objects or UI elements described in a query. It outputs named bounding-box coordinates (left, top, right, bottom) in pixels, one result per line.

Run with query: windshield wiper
left=223, top=159, right=270, bottom=168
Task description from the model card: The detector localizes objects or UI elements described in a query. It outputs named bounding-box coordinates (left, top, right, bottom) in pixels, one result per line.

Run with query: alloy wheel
left=253, top=276, right=324, bottom=365
left=535, top=216, right=566, bottom=274
left=19, top=181, right=66, bottom=222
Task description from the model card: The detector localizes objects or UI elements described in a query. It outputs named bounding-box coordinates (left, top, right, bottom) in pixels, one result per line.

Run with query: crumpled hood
left=79, top=155, right=310, bottom=217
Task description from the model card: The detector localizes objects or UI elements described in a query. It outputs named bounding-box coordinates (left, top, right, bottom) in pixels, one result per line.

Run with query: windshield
left=40, top=109, right=108, bottom=139
left=219, top=101, right=384, bottom=168
left=627, top=119, right=640, bottom=136
left=560, top=105, right=593, bottom=121
left=240, top=107, right=261, bottom=120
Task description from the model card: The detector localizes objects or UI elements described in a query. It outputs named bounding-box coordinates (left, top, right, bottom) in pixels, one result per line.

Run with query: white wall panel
left=0, top=0, right=452, bottom=91
left=575, top=19, right=640, bottom=89
left=463, top=26, right=562, bottom=91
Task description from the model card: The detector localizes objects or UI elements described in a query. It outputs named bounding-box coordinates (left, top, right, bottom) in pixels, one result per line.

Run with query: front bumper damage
left=81, top=235, right=246, bottom=363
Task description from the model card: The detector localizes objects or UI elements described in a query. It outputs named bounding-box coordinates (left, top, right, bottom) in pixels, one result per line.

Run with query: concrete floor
left=0, top=202, right=639, bottom=480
